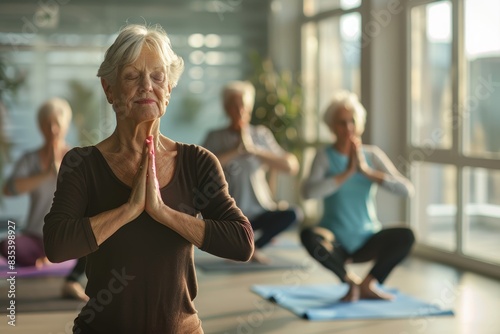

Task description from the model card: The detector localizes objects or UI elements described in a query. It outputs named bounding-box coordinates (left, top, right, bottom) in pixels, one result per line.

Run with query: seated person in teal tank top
left=300, top=90, right=415, bottom=302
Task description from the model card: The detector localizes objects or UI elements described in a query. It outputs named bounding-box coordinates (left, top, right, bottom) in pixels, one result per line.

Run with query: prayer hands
left=144, top=136, right=164, bottom=219
left=350, top=136, right=368, bottom=173
left=46, top=144, right=61, bottom=175
left=348, top=136, right=368, bottom=173
left=238, top=126, right=256, bottom=155
left=128, top=135, right=164, bottom=220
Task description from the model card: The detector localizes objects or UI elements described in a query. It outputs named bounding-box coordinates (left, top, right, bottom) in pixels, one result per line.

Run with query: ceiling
left=0, top=0, right=270, bottom=47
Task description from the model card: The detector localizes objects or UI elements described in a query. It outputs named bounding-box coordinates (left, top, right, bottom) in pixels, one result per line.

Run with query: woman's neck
left=334, top=139, right=350, bottom=155
left=42, top=139, right=66, bottom=152
left=111, top=121, right=161, bottom=153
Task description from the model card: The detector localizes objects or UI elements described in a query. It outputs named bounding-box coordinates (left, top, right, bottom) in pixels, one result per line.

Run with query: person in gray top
left=1, top=97, right=72, bottom=267
left=1, top=97, right=89, bottom=301
left=203, top=81, right=301, bottom=263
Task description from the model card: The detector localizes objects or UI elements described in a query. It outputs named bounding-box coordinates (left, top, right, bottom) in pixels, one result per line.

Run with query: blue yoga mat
left=251, top=283, right=454, bottom=321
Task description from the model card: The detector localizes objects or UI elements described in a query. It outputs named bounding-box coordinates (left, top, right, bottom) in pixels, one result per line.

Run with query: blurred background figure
left=203, top=80, right=302, bottom=264
left=0, top=97, right=87, bottom=301
left=300, top=91, right=415, bottom=302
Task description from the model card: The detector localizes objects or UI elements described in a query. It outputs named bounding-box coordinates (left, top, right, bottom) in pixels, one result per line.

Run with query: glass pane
left=410, top=2, right=452, bottom=149
left=462, top=0, right=500, bottom=158
left=301, top=22, right=319, bottom=143
left=317, top=13, right=361, bottom=141
left=304, top=0, right=361, bottom=16
left=463, top=168, right=500, bottom=264
left=413, top=162, right=456, bottom=251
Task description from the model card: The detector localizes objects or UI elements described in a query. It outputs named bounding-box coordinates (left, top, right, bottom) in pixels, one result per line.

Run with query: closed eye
left=152, top=72, right=165, bottom=82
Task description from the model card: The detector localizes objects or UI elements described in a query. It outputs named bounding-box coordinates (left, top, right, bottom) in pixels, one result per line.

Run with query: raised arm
left=364, top=145, right=414, bottom=197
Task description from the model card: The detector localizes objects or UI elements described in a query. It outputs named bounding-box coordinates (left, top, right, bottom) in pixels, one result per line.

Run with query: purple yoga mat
left=0, top=257, right=76, bottom=278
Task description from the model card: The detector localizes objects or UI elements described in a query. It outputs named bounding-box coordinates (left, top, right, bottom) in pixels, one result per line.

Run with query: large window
left=300, top=0, right=362, bottom=223
left=301, top=1, right=362, bottom=144
left=409, top=0, right=500, bottom=266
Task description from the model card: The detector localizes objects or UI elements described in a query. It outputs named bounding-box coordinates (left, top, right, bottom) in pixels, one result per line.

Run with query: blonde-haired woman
left=300, top=91, right=415, bottom=302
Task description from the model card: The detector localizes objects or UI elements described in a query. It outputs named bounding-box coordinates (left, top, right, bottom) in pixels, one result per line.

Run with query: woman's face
left=39, top=111, right=68, bottom=144
left=104, top=46, right=171, bottom=123
left=225, top=92, right=251, bottom=131
left=331, top=106, right=356, bottom=141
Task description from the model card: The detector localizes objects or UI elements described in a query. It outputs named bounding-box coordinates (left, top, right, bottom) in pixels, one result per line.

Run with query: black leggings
left=251, top=207, right=301, bottom=249
left=66, top=257, right=86, bottom=282
left=300, top=226, right=414, bottom=283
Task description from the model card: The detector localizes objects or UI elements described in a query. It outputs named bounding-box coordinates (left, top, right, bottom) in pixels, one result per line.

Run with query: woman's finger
left=146, top=136, right=160, bottom=193
left=138, top=140, right=149, bottom=178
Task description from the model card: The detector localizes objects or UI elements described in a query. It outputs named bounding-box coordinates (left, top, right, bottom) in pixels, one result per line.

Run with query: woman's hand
left=347, top=139, right=359, bottom=174
left=350, top=136, right=369, bottom=172
left=239, top=126, right=256, bottom=155
left=44, top=144, right=59, bottom=176
left=126, top=141, right=148, bottom=220
left=145, top=135, right=165, bottom=221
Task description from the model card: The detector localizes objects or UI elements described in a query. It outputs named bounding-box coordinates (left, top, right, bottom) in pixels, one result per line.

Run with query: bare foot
left=359, top=282, right=394, bottom=300
left=341, top=283, right=360, bottom=302
left=62, top=281, right=90, bottom=302
left=35, top=256, right=52, bottom=269
left=250, top=250, right=271, bottom=264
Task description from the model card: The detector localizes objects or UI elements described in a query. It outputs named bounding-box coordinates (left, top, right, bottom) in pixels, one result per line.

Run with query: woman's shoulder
left=64, top=146, right=99, bottom=157
left=176, top=142, right=215, bottom=160
left=204, top=127, right=230, bottom=139
left=61, top=146, right=101, bottom=166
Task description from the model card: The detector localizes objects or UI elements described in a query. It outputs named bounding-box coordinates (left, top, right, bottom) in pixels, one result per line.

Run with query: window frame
left=406, top=0, right=500, bottom=278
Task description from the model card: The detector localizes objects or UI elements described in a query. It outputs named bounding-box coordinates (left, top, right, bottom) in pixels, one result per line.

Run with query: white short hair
left=221, top=81, right=255, bottom=112
left=322, top=90, right=366, bottom=136
left=97, top=24, right=184, bottom=87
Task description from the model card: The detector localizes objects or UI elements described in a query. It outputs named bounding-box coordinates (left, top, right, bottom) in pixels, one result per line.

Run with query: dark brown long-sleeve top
left=44, top=143, right=254, bottom=334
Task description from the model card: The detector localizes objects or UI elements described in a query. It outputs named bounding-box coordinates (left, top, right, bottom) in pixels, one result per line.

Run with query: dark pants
left=251, top=207, right=300, bottom=249
left=300, top=226, right=415, bottom=283
left=66, top=257, right=86, bottom=282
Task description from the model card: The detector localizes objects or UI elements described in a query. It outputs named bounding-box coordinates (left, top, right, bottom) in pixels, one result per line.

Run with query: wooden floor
left=1, top=230, right=499, bottom=334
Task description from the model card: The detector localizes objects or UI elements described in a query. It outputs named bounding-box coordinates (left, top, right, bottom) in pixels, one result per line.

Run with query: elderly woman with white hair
left=1, top=97, right=72, bottom=268
left=1, top=98, right=89, bottom=302
left=300, top=91, right=415, bottom=302
left=44, top=24, right=253, bottom=334
left=203, top=80, right=301, bottom=264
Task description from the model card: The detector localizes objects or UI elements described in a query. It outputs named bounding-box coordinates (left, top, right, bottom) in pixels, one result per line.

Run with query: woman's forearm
left=214, top=147, right=242, bottom=167
left=151, top=205, right=205, bottom=248
left=89, top=203, right=140, bottom=246
left=3, top=171, right=53, bottom=196
left=253, top=150, right=299, bottom=175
